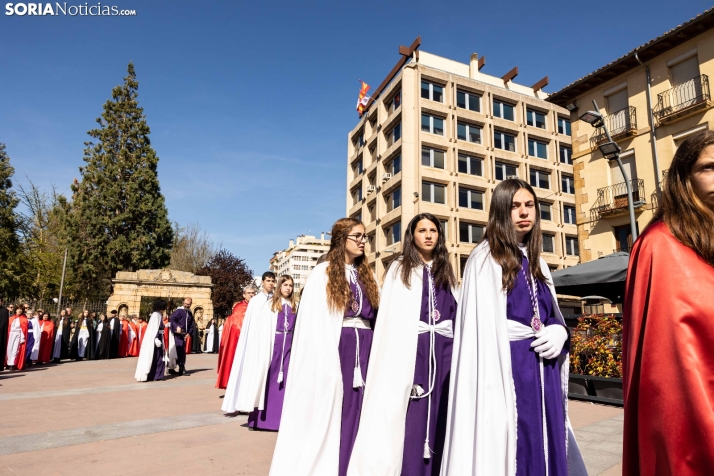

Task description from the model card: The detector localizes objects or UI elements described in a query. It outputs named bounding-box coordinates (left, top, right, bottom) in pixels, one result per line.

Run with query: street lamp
left=579, top=100, right=638, bottom=243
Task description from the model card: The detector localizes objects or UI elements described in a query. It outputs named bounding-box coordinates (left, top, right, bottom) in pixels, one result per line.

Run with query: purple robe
left=401, top=267, right=457, bottom=475
left=249, top=303, right=297, bottom=431
left=147, top=321, right=165, bottom=381
left=338, top=276, right=377, bottom=476
left=507, top=255, right=568, bottom=476
left=25, top=320, right=36, bottom=362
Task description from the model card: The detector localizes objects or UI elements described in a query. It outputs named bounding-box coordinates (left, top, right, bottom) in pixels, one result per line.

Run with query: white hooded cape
left=134, top=312, right=162, bottom=382
left=440, top=241, right=587, bottom=475
left=253, top=298, right=290, bottom=411
left=269, top=262, right=346, bottom=476
left=221, top=291, right=271, bottom=413
left=30, top=317, right=41, bottom=360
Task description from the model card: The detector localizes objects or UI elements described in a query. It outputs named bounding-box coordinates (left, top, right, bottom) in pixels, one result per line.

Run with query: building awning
left=552, top=252, right=630, bottom=303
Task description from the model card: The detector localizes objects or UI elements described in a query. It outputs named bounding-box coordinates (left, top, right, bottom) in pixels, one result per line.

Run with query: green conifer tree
left=0, top=143, right=22, bottom=298
left=68, top=63, right=173, bottom=298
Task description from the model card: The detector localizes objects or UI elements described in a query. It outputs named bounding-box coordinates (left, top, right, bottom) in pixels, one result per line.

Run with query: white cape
left=440, top=241, right=587, bottom=475
left=30, top=317, right=41, bottom=360
left=254, top=300, right=283, bottom=411
left=221, top=291, right=271, bottom=413
left=269, top=262, right=346, bottom=476
left=134, top=312, right=162, bottom=382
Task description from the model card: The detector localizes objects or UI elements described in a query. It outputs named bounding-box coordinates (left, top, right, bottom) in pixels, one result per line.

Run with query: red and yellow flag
left=356, top=80, right=371, bottom=116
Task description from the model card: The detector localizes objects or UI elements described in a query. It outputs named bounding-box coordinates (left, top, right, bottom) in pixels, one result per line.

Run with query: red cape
left=128, top=321, right=140, bottom=357
left=163, top=317, right=170, bottom=349
left=137, top=321, right=148, bottom=351
left=119, top=320, right=129, bottom=357
left=38, top=320, right=55, bottom=363
left=216, top=301, right=248, bottom=389
left=7, top=315, right=29, bottom=370
left=623, top=221, right=714, bottom=475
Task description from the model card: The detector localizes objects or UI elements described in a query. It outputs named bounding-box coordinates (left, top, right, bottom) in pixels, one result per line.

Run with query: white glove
left=531, top=325, right=568, bottom=360
left=154, top=338, right=162, bottom=348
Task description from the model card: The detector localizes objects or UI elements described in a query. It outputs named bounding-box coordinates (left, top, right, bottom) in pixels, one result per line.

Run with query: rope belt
left=277, top=304, right=293, bottom=384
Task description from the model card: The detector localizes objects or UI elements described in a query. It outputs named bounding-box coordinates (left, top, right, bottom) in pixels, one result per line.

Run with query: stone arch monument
left=107, top=269, right=214, bottom=329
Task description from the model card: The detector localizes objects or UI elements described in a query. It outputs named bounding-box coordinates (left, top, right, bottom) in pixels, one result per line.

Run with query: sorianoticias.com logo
left=5, top=2, right=137, bottom=16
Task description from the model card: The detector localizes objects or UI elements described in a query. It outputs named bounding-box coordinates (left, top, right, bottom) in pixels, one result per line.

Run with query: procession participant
left=38, top=312, right=55, bottom=364
left=93, top=314, right=105, bottom=358
left=623, top=131, right=714, bottom=474
left=168, top=297, right=196, bottom=376
left=6, top=307, right=29, bottom=371
left=107, top=310, right=121, bottom=359
left=218, top=319, right=223, bottom=343
left=136, top=316, right=148, bottom=352
left=96, top=314, right=113, bottom=359
left=269, top=218, right=380, bottom=476
left=119, top=315, right=130, bottom=357
left=203, top=318, right=218, bottom=354
left=188, top=319, right=202, bottom=354
left=247, top=275, right=297, bottom=431
left=440, top=179, right=585, bottom=476
left=28, top=311, right=42, bottom=363
left=348, top=214, right=457, bottom=475
left=127, top=315, right=139, bottom=357
left=162, top=313, right=170, bottom=350
left=69, top=310, right=95, bottom=361
left=0, top=302, right=10, bottom=369
left=221, top=272, right=275, bottom=413
left=24, top=311, right=38, bottom=365
left=52, top=309, right=71, bottom=363
left=216, top=286, right=257, bottom=389
left=135, top=299, right=168, bottom=382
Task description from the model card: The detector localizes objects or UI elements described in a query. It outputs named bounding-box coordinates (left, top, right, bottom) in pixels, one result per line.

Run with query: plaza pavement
left=0, top=354, right=622, bottom=475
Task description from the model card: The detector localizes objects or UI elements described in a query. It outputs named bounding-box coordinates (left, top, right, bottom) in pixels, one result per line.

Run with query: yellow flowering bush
left=570, top=314, right=622, bottom=378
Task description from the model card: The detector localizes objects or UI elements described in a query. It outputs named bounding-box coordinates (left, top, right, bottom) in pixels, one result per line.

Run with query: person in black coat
left=96, top=314, right=112, bottom=359
left=0, top=302, right=10, bottom=370
left=108, top=310, right=121, bottom=358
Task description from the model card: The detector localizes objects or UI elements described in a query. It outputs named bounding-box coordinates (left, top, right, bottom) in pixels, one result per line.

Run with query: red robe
left=137, top=321, right=148, bottom=351
left=185, top=333, right=192, bottom=354
left=38, top=319, right=55, bottom=363
left=216, top=301, right=248, bottom=389
left=623, top=221, right=714, bottom=475
left=128, top=321, right=140, bottom=357
left=162, top=317, right=170, bottom=350
left=119, top=320, right=129, bottom=357
left=7, top=314, right=29, bottom=370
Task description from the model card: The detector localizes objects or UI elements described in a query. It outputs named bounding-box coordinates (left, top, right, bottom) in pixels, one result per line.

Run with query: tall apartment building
left=346, top=39, right=578, bottom=280
left=547, top=8, right=714, bottom=262
left=269, top=234, right=330, bottom=290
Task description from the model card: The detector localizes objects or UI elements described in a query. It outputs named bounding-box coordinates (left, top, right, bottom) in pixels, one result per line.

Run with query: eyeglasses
left=347, top=233, right=368, bottom=242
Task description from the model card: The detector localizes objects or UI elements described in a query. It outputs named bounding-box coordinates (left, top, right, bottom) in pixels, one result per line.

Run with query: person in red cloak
left=6, top=307, right=29, bottom=370
left=38, top=312, right=55, bottom=364
left=128, top=316, right=140, bottom=357
left=624, top=130, right=714, bottom=475
left=136, top=316, right=148, bottom=352
left=119, top=316, right=130, bottom=357
left=216, top=285, right=257, bottom=389
left=162, top=314, right=170, bottom=350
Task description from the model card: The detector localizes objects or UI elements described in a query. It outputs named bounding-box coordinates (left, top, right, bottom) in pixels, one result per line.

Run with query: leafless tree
left=169, top=222, right=219, bottom=273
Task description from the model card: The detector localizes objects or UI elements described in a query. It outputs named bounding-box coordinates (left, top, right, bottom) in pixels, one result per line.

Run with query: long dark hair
left=484, top=179, right=547, bottom=291
left=649, top=130, right=714, bottom=266
left=396, top=213, right=455, bottom=289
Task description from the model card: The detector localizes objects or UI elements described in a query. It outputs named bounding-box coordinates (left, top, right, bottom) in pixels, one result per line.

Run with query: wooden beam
left=478, top=56, right=486, bottom=70
left=532, top=76, right=549, bottom=92
left=502, top=66, right=519, bottom=83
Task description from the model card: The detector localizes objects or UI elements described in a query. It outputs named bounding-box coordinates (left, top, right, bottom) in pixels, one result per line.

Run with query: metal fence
left=2, top=298, right=109, bottom=317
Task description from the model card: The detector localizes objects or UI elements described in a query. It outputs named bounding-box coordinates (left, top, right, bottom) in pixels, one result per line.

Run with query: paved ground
left=0, top=354, right=622, bottom=475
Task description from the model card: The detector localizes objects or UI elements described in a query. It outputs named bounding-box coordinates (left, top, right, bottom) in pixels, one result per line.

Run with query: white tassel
left=411, top=385, right=424, bottom=397
left=353, top=366, right=364, bottom=388
left=277, top=371, right=284, bottom=384
left=423, top=440, right=431, bottom=459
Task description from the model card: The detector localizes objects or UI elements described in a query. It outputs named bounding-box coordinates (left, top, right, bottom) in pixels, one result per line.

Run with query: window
left=389, top=90, right=401, bottom=112
left=671, top=55, right=700, bottom=86
left=352, top=186, right=362, bottom=205
left=458, top=154, right=482, bottom=176
left=457, top=122, right=482, bottom=143
left=526, top=109, right=546, bottom=129
left=559, top=146, right=572, bottom=165
left=421, top=114, right=444, bottom=135
left=422, top=147, right=445, bottom=169
left=540, top=202, right=552, bottom=221
left=367, top=233, right=375, bottom=253
left=459, top=222, right=484, bottom=244
left=457, top=90, right=480, bottom=112
left=562, top=174, right=575, bottom=194
left=386, top=221, right=402, bottom=245
left=528, top=138, right=548, bottom=159
left=388, top=122, right=402, bottom=146
left=558, top=117, right=571, bottom=136
left=368, top=204, right=376, bottom=223
left=494, top=131, right=516, bottom=152
left=439, top=219, right=448, bottom=241
left=614, top=224, right=636, bottom=253
left=564, top=205, right=576, bottom=225
left=460, top=255, right=468, bottom=278
left=422, top=181, right=446, bottom=204
left=493, top=100, right=515, bottom=121
left=387, top=187, right=401, bottom=211
left=529, top=169, right=550, bottom=189
left=542, top=234, right=555, bottom=253
left=495, top=161, right=518, bottom=181
left=353, top=132, right=364, bottom=147
left=388, top=154, right=402, bottom=175
left=565, top=236, right=579, bottom=256
left=458, top=187, right=484, bottom=210
left=352, top=158, right=363, bottom=176
left=421, top=81, right=444, bottom=102
left=352, top=210, right=362, bottom=222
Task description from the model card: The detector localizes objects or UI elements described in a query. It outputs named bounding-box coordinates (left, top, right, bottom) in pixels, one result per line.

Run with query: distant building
left=347, top=38, right=577, bottom=280
left=547, top=8, right=714, bottom=262
left=270, top=234, right=331, bottom=290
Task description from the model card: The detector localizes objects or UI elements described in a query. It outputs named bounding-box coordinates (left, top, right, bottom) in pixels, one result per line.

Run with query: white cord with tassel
left=347, top=265, right=365, bottom=389
left=277, top=302, right=290, bottom=384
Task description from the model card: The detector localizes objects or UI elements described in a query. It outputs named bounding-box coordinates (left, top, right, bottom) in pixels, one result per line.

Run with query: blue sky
left=1, top=0, right=710, bottom=275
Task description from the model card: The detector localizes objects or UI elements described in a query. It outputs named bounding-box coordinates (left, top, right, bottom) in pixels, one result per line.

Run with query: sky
left=1, top=0, right=711, bottom=275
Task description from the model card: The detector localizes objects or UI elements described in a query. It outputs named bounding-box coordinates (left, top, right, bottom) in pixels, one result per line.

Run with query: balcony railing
left=653, top=74, right=711, bottom=124
left=590, top=178, right=646, bottom=221
left=591, top=106, right=638, bottom=145
left=650, top=169, right=668, bottom=209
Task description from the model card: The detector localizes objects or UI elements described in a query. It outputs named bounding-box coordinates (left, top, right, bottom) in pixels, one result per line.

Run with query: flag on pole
left=356, top=80, right=371, bottom=116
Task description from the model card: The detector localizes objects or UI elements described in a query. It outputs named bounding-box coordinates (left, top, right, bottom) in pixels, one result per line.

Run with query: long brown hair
left=271, top=275, right=297, bottom=312
left=325, top=218, right=380, bottom=312
left=484, top=179, right=547, bottom=291
left=649, top=130, right=714, bottom=266
left=396, top=213, right=456, bottom=289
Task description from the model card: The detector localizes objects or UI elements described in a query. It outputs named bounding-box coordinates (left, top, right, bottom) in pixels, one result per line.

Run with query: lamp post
left=580, top=100, right=638, bottom=243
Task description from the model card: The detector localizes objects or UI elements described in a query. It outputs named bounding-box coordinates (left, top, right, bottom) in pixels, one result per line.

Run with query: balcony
left=653, top=74, right=712, bottom=125
left=590, top=179, right=646, bottom=221
left=591, top=106, right=638, bottom=145
left=650, top=169, right=668, bottom=209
